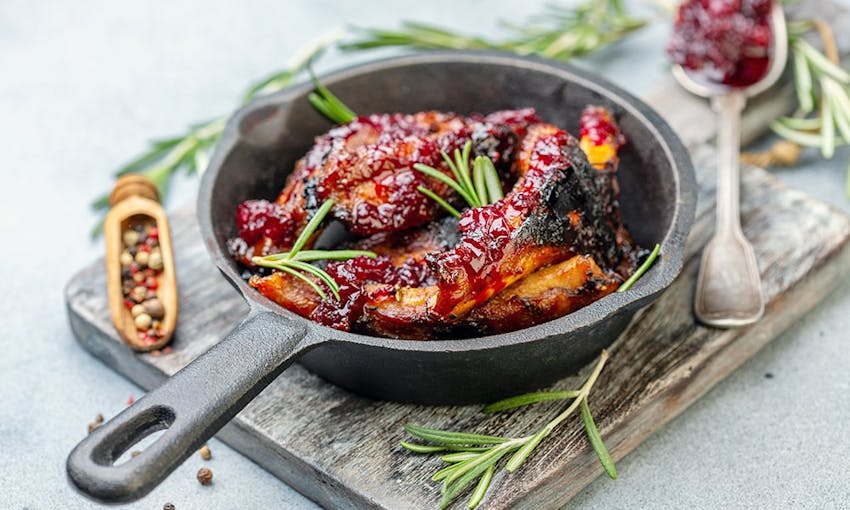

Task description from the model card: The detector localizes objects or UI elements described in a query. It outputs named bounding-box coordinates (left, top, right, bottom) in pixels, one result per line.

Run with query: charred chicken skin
left=231, top=106, right=640, bottom=338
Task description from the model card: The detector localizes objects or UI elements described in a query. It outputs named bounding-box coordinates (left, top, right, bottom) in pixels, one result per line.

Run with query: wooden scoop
left=104, top=175, right=178, bottom=351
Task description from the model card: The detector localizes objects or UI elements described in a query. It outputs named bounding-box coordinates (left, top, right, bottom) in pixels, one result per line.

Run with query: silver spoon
left=672, top=4, right=787, bottom=328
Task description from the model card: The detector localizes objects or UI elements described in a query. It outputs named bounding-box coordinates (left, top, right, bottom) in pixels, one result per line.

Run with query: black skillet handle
left=67, top=310, right=314, bottom=502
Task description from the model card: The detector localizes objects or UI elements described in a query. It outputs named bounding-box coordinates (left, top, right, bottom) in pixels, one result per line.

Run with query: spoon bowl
left=672, top=4, right=788, bottom=99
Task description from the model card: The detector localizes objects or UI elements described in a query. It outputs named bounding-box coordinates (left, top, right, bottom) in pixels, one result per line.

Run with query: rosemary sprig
left=342, top=0, right=646, bottom=61
left=413, top=141, right=503, bottom=218
left=251, top=199, right=376, bottom=300
left=617, top=243, right=660, bottom=292
left=401, top=350, right=613, bottom=509
left=771, top=20, right=850, bottom=197
left=308, top=69, right=357, bottom=124
left=89, top=117, right=225, bottom=237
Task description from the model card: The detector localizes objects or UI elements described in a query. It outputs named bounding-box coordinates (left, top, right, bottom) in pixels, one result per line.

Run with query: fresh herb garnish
left=308, top=68, right=357, bottom=125
left=413, top=141, right=504, bottom=218
left=617, top=243, right=660, bottom=292
left=401, top=350, right=613, bottom=509
left=251, top=199, right=376, bottom=300
left=769, top=20, right=850, bottom=196
left=342, top=0, right=646, bottom=61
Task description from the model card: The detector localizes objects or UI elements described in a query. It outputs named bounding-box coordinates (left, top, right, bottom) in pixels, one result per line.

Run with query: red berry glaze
left=668, top=0, right=773, bottom=88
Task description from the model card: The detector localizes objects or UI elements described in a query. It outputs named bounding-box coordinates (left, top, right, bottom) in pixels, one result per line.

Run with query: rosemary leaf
left=404, top=424, right=508, bottom=446
left=90, top=194, right=111, bottom=211
left=466, top=464, right=495, bottom=509
left=504, top=428, right=548, bottom=472
left=342, top=22, right=493, bottom=52
left=795, top=39, right=850, bottom=84
left=827, top=80, right=850, bottom=140
left=829, top=88, right=850, bottom=146
left=285, top=260, right=342, bottom=300
left=112, top=142, right=175, bottom=179
left=292, top=249, right=377, bottom=262
left=480, top=156, right=504, bottom=201
left=417, top=186, right=461, bottom=218
left=770, top=121, right=835, bottom=147
left=290, top=199, right=334, bottom=257
left=778, top=116, right=822, bottom=131
left=440, top=448, right=515, bottom=509
left=242, top=30, right=341, bottom=101
left=821, top=80, right=836, bottom=158
left=194, top=147, right=210, bottom=175
left=307, top=92, right=340, bottom=123
left=441, top=452, right=481, bottom=463
left=275, top=264, right=328, bottom=301
left=580, top=397, right=617, bottom=479
left=617, top=243, right=660, bottom=292
left=455, top=143, right=476, bottom=204
left=243, top=69, right=297, bottom=103
left=483, top=390, right=581, bottom=413
left=439, top=151, right=470, bottom=201
left=432, top=463, right=461, bottom=482
left=443, top=445, right=504, bottom=489
left=472, top=157, right=488, bottom=206
left=309, top=71, right=356, bottom=124
left=793, top=49, right=814, bottom=113
left=400, top=442, right=446, bottom=454
left=413, top=163, right=478, bottom=207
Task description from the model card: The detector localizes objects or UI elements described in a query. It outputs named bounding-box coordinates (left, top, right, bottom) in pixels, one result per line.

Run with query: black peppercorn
left=197, top=467, right=213, bottom=486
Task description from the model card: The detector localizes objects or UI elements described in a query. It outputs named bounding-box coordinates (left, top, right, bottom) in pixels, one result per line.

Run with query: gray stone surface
left=0, top=1, right=847, bottom=509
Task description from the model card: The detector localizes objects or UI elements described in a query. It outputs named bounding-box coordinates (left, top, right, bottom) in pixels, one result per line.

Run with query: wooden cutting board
left=66, top=21, right=850, bottom=510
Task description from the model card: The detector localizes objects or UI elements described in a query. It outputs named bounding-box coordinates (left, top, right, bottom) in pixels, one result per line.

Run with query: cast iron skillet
left=67, top=51, right=696, bottom=502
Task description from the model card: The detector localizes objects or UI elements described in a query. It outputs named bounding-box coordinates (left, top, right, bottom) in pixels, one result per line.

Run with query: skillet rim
left=198, top=50, right=697, bottom=353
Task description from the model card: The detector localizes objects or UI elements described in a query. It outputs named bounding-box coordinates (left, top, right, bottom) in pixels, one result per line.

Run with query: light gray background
left=1, top=1, right=848, bottom=508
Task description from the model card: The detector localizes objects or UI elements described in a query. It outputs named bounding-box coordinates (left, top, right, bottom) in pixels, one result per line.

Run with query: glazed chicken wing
left=363, top=122, right=629, bottom=334
left=464, top=255, right=620, bottom=334
left=229, top=109, right=539, bottom=265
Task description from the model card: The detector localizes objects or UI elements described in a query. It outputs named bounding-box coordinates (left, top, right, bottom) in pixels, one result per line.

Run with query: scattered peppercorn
left=126, top=395, right=135, bottom=405
left=131, top=450, right=141, bottom=458
left=87, top=422, right=100, bottom=434
left=94, top=413, right=104, bottom=424
left=163, top=504, right=175, bottom=510
left=199, top=445, right=212, bottom=461
left=197, top=467, right=213, bottom=486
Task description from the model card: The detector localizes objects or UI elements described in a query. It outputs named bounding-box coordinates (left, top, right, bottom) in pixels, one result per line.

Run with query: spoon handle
left=711, top=92, right=745, bottom=236
left=694, top=91, right=764, bottom=328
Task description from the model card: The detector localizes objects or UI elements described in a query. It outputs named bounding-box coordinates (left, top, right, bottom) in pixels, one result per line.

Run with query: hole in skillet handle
left=66, top=310, right=316, bottom=503
left=66, top=403, right=179, bottom=503
left=95, top=406, right=175, bottom=466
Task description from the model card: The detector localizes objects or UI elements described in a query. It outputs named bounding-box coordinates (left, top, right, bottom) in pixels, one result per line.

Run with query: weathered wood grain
left=66, top=6, right=850, bottom=506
